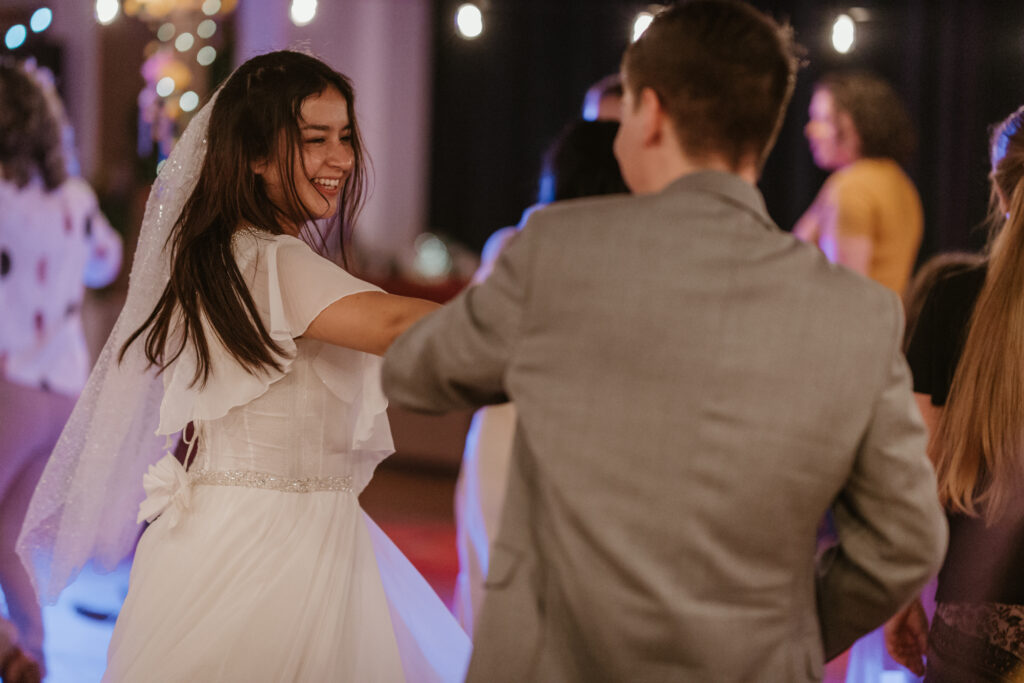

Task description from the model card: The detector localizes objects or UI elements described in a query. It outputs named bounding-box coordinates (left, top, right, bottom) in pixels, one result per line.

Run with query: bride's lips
left=311, top=176, right=343, bottom=195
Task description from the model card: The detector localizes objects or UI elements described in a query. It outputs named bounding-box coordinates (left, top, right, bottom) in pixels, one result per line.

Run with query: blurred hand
left=1, top=648, right=42, bottom=683
left=884, top=597, right=929, bottom=676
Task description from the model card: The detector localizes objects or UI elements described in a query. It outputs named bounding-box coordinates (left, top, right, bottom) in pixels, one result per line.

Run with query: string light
left=197, top=19, right=217, bottom=39
left=30, top=8, right=53, bottom=33
left=197, top=45, right=217, bottom=66
left=4, top=25, right=27, bottom=50
left=156, top=76, right=175, bottom=97
left=290, top=0, right=317, bottom=26
left=95, top=0, right=119, bottom=25
left=174, top=32, right=195, bottom=52
left=455, top=4, right=483, bottom=39
left=832, top=14, right=855, bottom=54
left=157, top=23, right=175, bottom=42
left=632, top=11, right=654, bottom=42
left=179, top=91, right=200, bottom=112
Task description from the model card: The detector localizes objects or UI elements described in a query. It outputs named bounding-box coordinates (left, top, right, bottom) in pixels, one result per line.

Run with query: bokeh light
left=832, top=14, right=855, bottom=54
left=632, top=11, right=654, bottom=43
left=455, top=4, right=483, bottom=39
left=197, top=19, right=217, bottom=39
left=201, top=0, right=221, bottom=16
left=290, top=0, right=317, bottom=26
left=4, top=25, right=27, bottom=50
left=197, top=45, right=217, bottom=66
left=157, top=22, right=175, bottom=42
left=179, top=91, right=200, bottom=112
left=95, top=0, right=119, bottom=25
left=156, top=76, right=176, bottom=97
left=30, top=8, right=53, bottom=33
left=413, top=234, right=453, bottom=278
left=174, top=32, right=195, bottom=52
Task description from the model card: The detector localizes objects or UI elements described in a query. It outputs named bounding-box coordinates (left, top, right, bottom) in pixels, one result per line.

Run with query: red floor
left=360, top=461, right=461, bottom=607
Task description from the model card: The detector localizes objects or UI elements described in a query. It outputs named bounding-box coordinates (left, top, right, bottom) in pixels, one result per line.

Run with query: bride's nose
left=328, top=142, right=354, bottom=172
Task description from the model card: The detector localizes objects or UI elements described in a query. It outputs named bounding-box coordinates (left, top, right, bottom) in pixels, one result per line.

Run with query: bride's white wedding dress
left=102, top=230, right=469, bottom=682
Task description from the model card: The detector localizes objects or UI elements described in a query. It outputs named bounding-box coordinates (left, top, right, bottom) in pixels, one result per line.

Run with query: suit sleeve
left=381, top=222, right=534, bottom=413
left=816, top=292, right=948, bottom=659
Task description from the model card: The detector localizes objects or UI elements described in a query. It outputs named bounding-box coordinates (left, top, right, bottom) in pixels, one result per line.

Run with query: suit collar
left=659, top=170, right=776, bottom=231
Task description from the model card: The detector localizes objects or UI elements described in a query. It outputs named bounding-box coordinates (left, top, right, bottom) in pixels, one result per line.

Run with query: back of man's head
left=622, top=0, right=799, bottom=172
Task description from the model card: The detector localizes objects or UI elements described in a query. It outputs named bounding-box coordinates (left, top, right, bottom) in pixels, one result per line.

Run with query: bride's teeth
left=313, top=178, right=339, bottom=188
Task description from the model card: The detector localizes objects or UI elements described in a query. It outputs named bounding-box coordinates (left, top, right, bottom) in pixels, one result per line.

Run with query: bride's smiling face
left=256, top=86, right=354, bottom=231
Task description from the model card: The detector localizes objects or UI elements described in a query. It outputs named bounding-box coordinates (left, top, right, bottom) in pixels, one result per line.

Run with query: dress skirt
left=103, top=484, right=469, bottom=682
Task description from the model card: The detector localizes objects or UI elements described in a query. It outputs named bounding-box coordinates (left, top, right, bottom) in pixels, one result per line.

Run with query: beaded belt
left=189, top=469, right=354, bottom=493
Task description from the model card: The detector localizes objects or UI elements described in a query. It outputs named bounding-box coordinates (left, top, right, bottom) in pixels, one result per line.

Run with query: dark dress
left=905, top=263, right=1024, bottom=682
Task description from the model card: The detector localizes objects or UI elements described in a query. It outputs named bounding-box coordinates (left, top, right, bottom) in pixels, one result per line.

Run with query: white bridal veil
left=16, top=93, right=217, bottom=603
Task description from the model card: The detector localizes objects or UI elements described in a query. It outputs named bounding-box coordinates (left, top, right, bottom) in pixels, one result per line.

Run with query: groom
left=383, top=1, right=946, bottom=680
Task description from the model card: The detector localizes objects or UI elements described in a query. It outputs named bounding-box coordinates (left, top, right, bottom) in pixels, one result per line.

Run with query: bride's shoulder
left=231, top=226, right=300, bottom=257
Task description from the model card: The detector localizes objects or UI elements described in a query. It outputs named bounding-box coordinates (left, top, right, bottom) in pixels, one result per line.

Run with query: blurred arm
left=80, top=183, right=123, bottom=288
left=830, top=177, right=874, bottom=277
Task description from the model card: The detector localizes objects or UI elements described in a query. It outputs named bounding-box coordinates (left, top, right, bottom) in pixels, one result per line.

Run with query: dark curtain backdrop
left=428, top=0, right=1024, bottom=264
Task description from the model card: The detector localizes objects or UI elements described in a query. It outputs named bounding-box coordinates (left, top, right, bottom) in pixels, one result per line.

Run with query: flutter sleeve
left=157, top=231, right=383, bottom=435
left=255, top=232, right=383, bottom=337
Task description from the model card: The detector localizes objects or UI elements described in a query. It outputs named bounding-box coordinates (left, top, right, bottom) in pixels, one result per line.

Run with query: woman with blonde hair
left=888, top=106, right=1024, bottom=681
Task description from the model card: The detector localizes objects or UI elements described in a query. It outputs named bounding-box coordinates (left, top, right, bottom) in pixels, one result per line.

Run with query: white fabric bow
left=137, top=453, right=192, bottom=528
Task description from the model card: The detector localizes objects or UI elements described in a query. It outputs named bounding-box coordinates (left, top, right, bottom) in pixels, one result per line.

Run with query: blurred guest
left=794, top=70, right=922, bottom=294
left=902, top=251, right=983, bottom=353
left=887, top=105, right=1024, bottom=682
left=0, top=60, right=122, bottom=676
left=454, top=119, right=628, bottom=633
left=0, top=616, right=40, bottom=683
left=582, top=73, right=623, bottom=122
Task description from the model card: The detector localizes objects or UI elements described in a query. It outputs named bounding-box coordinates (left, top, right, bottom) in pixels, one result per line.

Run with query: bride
left=17, top=50, right=469, bottom=682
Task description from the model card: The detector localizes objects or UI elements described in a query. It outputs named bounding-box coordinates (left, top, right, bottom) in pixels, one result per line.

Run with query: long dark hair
left=0, top=59, right=67, bottom=190
left=121, top=51, right=368, bottom=386
left=538, top=120, right=628, bottom=204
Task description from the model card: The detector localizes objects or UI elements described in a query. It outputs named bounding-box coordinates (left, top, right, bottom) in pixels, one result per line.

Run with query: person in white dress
left=453, top=119, right=628, bottom=633
left=17, top=50, right=469, bottom=682
left=0, top=60, right=122, bottom=681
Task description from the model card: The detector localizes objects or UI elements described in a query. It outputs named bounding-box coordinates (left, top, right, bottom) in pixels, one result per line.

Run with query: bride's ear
left=251, top=158, right=268, bottom=177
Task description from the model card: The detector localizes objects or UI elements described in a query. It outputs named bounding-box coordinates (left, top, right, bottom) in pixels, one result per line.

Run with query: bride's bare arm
left=303, top=291, right=441, bottom=356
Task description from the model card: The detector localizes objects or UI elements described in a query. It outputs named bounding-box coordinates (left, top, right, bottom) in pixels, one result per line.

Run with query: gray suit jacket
left=382, top=171, right=947, bottom=682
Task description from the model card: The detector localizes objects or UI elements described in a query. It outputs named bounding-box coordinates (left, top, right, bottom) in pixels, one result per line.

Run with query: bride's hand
left=883, top=597, right=928, bottom=676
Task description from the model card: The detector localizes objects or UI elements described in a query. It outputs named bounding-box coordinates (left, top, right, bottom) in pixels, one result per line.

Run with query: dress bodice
left=192, top=340, right=386, bottom=493
left=156, top=230, right=394, bottom=495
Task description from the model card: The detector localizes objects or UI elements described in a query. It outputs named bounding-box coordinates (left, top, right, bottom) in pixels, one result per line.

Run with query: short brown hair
left=622, top=0, right=799, bottom=171
left=817, top=71, right=915, bottom=167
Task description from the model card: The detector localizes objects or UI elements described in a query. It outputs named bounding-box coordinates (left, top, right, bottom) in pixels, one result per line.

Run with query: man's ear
left=639, top=87, right=664, bottom=147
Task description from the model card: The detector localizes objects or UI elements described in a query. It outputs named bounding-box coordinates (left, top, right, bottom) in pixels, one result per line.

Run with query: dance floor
left=28, top=461, right=878, bottom=682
